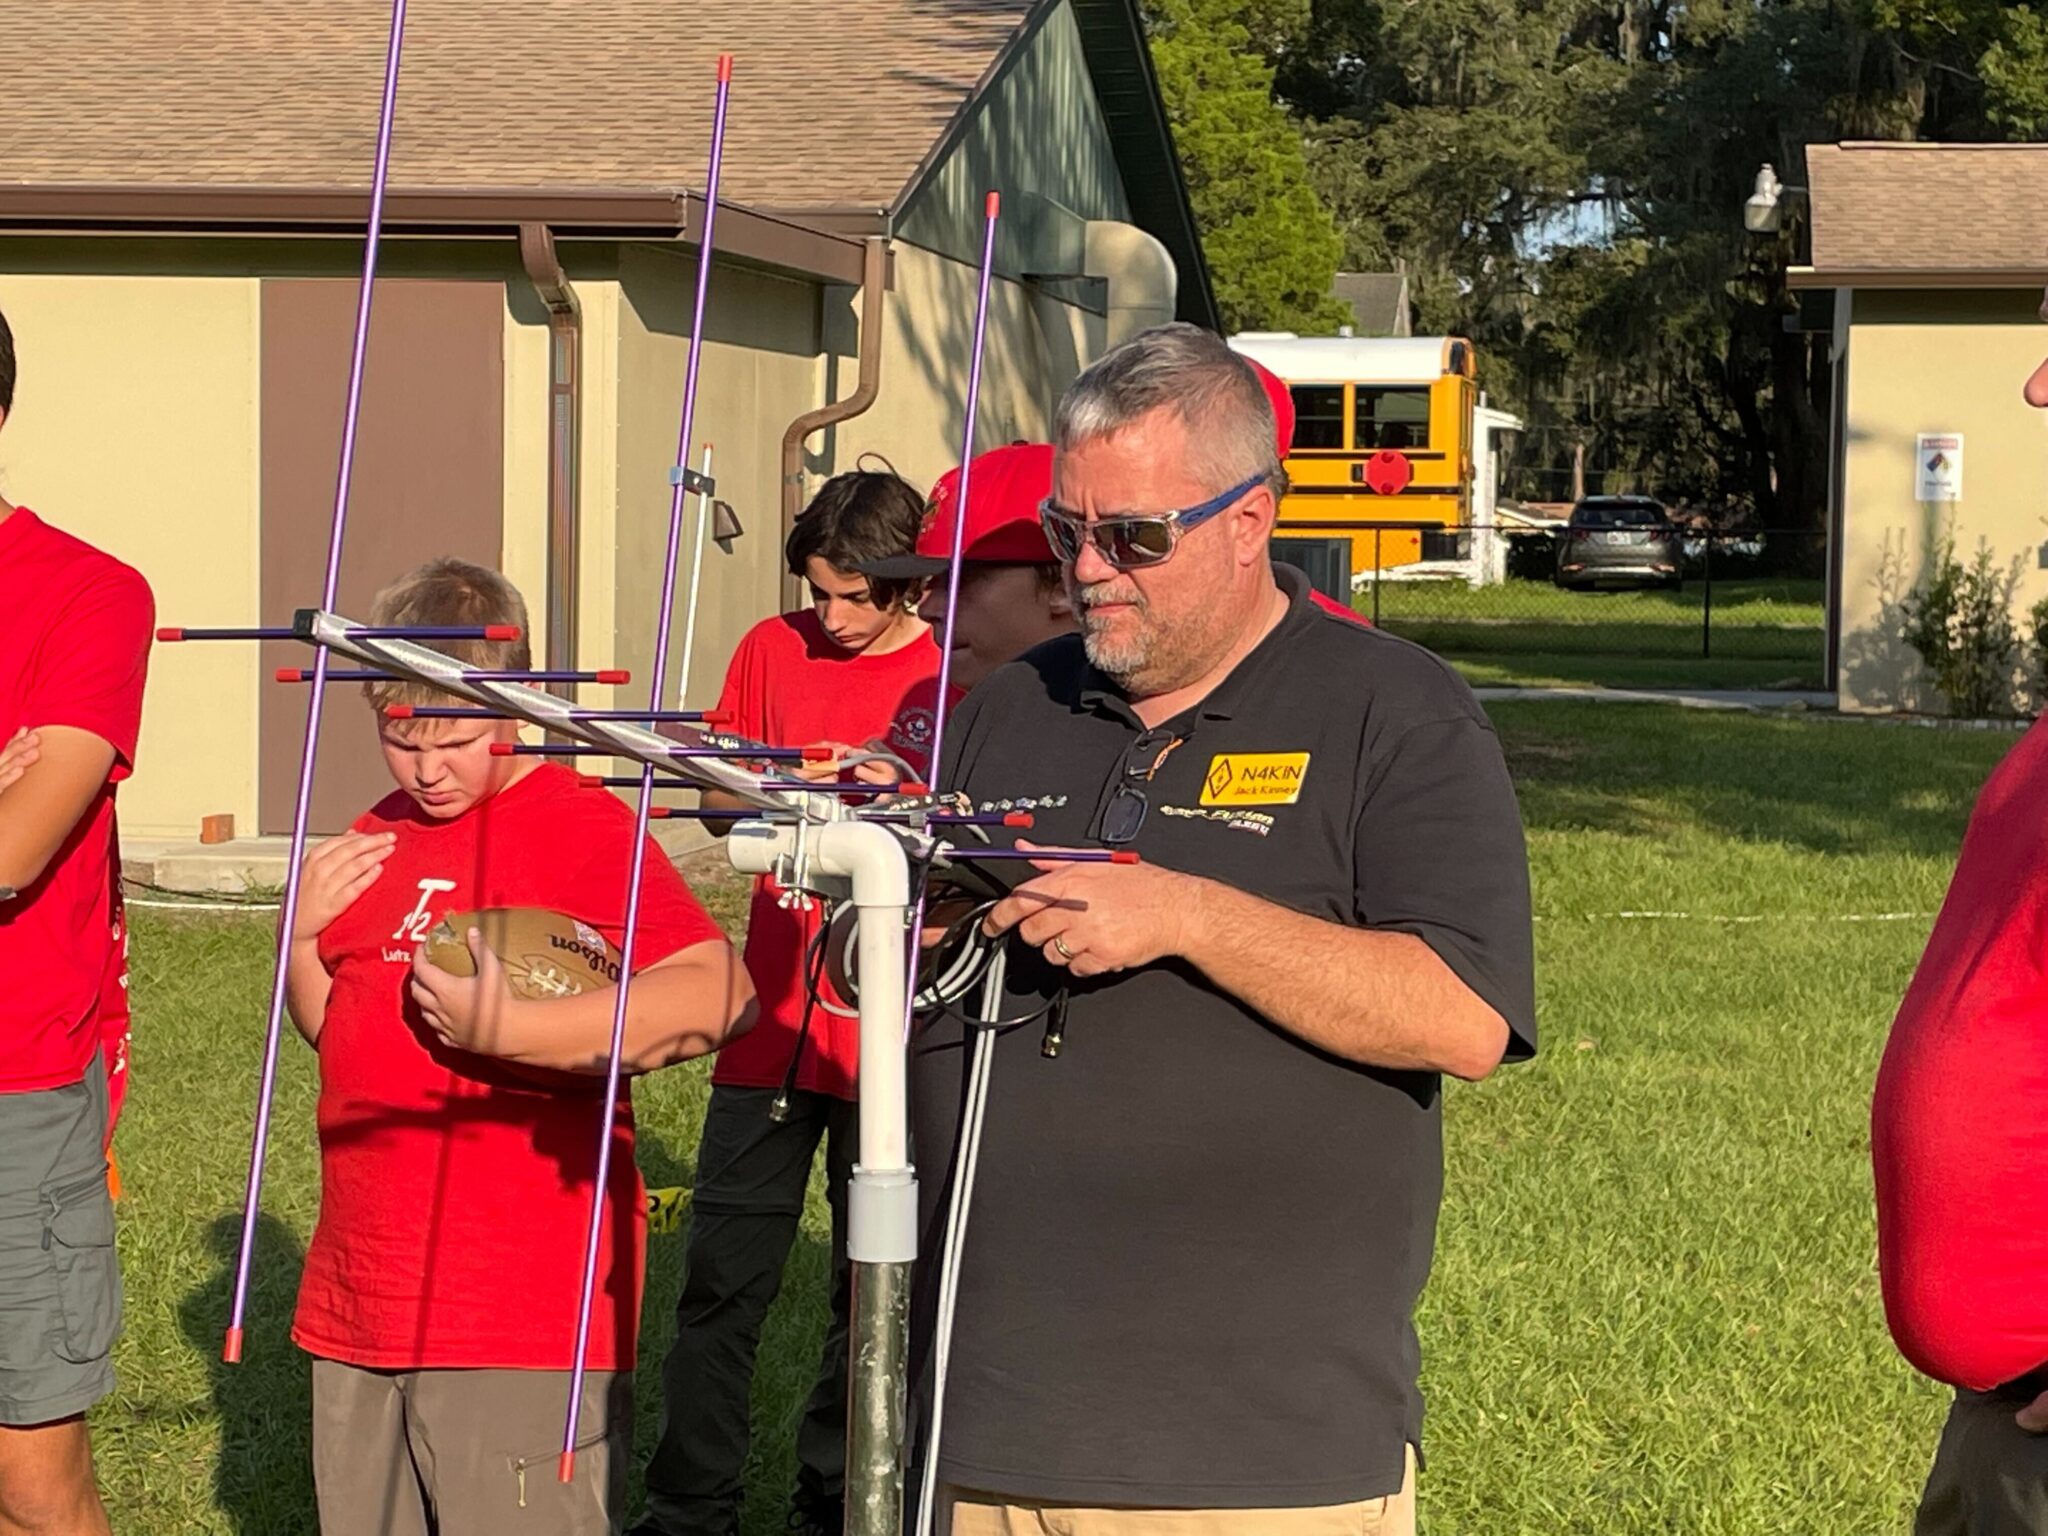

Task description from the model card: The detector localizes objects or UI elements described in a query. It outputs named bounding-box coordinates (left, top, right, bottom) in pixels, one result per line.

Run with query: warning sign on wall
left=1916, top=433, right=1964, bottom=502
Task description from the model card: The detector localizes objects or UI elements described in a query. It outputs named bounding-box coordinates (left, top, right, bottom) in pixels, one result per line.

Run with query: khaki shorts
left=310, top=1357, right=631, bottom=1536
left=0, top=1060, right=120, bottom=1427
left=938, top=1446, right=1418, bottom=1536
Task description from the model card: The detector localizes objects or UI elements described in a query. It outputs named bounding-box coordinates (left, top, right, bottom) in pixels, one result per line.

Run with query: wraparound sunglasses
left=1037, top=472, right=1265, bottom=571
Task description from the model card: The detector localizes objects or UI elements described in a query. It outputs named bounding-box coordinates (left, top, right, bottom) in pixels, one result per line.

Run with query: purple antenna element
left=923, top=194, right=999, bottom=793
left=496, top=743, right=823, bottom=761
left=559, top=51, right=734, bottom=1486
left=898, top=192, right=1001, bottom=1048
left=945, top=847, right=1141, bottom=865
left=384, top=705, right=731, bottom=724
left=279, top=667, right=627, bottom=685
left=224, top=0, right=408, bottom=1368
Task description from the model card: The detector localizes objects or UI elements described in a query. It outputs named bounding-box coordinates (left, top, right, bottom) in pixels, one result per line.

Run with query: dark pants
left=636, top=1085, right=855, bottom=1536
left=1917, top=1387, right=2048, bottom=1535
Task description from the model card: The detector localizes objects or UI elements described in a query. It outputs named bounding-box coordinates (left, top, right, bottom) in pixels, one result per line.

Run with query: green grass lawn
left=94, top=704, right=2012, bottom=1534
left=1359, top=577, right=1829, bottom=691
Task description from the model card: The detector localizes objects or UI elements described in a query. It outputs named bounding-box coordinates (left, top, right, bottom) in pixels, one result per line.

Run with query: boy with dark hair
left=635, top=469, right=938, bottom=1536
left=0, top=301, right=153, bottom=1536
left=284, top=557, right=755, bottom=1536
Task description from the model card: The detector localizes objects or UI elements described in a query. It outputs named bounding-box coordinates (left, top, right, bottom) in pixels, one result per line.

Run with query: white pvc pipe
left=725, top=818, right=912, bottom=1174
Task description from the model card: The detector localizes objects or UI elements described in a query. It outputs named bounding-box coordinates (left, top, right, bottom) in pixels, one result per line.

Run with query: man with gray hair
left=908, top=322, right=1537, bottom=1534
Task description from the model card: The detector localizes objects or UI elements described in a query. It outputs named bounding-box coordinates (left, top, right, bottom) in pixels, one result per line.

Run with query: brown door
left=259, top=278, right=505, bottom=834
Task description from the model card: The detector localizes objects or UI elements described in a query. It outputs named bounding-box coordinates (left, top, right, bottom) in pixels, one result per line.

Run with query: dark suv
left=1554, top=496, right=1681, bottom=591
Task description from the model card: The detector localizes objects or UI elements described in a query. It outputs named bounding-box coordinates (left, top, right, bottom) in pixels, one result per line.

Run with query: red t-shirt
left=1873, top=717, right=2048, bottom=1391
left=291, top=763, right=725, bottom=1371
left=878, top=675, right=969, bottom=784
left=708, top=611, right=939, bottom=1101
left=0, top=509, right=154, bottom=1094
left=1308, top=589, right=1372, bottom=626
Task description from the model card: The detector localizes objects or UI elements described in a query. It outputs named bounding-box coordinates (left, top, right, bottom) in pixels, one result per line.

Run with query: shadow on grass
left=1490, top=700, right=2020, bottom=860
left=179, top=1212, right=315, bottom=1535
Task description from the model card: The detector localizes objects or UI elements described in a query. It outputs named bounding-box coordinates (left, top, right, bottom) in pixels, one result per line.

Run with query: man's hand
left=410, top=927, right=526, bottom=1057
left=0, top=729, right=39, bottom=797
left=2018, top=1391, right=2048, bottom=1434
left=981, top=841, right=1198, bottom=978
left=291, top=832, right=396, bottom=943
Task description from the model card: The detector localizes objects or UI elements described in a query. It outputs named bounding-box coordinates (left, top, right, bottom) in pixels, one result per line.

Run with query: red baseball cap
left=861, top=441, right=1056, bottom=578
left=1240, top=355, right=1295, bottom=459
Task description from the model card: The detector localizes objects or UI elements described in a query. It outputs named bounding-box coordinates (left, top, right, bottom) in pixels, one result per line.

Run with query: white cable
left=914, top=947, right=1006, bottom=1536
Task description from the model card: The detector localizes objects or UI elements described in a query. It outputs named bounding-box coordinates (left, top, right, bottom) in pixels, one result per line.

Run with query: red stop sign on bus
left=1365, top=450, right=1413, bottom=496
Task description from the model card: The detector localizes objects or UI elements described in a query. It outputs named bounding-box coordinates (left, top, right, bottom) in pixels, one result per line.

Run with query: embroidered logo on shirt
left=1160, top=805, right=1275, bottom=837
left=1201, top=753, right=1310, bottom=806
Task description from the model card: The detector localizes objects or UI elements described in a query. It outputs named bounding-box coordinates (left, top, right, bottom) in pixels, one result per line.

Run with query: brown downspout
left=518, top=222, right=582, bottom=685
left=779, top=236, right=890, bottom=610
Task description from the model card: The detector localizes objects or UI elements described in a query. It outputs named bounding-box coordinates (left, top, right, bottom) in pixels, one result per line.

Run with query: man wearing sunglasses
left=909, top=323, right=1537, bottom=1535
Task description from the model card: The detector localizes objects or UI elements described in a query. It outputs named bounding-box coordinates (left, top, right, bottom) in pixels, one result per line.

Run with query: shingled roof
left=3, top=0, right=1036, bottom=213
left=1804, top=142, right=2048, bottom=285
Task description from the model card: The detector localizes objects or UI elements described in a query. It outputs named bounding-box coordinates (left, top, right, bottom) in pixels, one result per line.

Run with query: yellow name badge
left=1201, top=752, right=1311, bottom=806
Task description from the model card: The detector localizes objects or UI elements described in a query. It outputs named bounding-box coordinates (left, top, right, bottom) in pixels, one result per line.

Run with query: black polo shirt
left=909, top=564, right=1536, bottom=1509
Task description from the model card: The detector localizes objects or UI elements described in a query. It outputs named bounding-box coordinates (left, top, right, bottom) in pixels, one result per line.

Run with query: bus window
left=1290, top=385, right=1346, bottom=449
left=1355, top=387, right=1431, bottom=450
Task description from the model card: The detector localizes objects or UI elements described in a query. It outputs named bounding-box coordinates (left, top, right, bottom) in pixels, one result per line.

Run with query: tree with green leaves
left=1144, top=0, right=1352, bottom=334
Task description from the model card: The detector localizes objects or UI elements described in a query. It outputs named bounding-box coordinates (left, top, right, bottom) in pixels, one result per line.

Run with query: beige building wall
left=830, top=244, right=1108, bottom=495
left=0, top=273, right=263, bottom=840
left=1837, top=289, right=2048, bottom=712
left=611, top=247, right=824, bottom=714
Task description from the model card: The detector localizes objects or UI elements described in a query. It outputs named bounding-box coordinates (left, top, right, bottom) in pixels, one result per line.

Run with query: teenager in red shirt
left=0, top=304, right=153, bottom=1536
left=1873, top=348, right=2048, bottom=1533
left=635, top=471, right=937, bottom=1536
left=284, top=558, right=754, bottom=1536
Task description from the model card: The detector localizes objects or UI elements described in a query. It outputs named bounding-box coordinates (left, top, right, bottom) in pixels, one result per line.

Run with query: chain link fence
left=1276, top=523, right=1829, bottom=690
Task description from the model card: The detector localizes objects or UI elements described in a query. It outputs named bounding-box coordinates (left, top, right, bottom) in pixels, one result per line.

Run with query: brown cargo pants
left=310, top=1357, right=631, bottom=1536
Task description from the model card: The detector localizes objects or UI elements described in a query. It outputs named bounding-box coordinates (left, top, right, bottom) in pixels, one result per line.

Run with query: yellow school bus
left=1228, top=333, right=1478, bottom=577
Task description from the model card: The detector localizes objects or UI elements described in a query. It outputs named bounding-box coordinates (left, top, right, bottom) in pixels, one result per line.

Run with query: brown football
left=421, top=908, right=623, bottom=1001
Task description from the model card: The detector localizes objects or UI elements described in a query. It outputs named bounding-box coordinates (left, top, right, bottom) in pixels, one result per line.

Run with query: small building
left=3, top=0, right=1216, bottom=836
left=1797, top=142, right=2048, bottom=713
left=1330, top=271, right=1413, bottom=338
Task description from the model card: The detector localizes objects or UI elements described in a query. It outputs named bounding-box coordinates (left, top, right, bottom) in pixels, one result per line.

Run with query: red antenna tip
left=578, top=774, right=605, bottom=788
left=222, top=1327, right=244, bottom=1365
left=1109, top=850, right=1142, bottom=865
left=903, top=782, right=931, bottom=796
left=985, top=190, right=1000, bottom=218
left=648, top=807, right=675, bottom=819
left=800, top=746, right=836, bottom=762
left=156, top=627, right=185, bottom=642
left=1003, top=812, right=1034, bottom=828
left=489, top=742, right=515, bottom=757
left=484, top=625, right=522, bottom=642
left=275, top=668, right=304, bottom=683
left=558, top=1450, right=577, bottom=1484
left=717, top=53, right=733, bottom=82
left=701, top=709, right=735, bottom=725
left=596, top=669, right=631, bottom=685
left=384, top=705, right=416, bottom=719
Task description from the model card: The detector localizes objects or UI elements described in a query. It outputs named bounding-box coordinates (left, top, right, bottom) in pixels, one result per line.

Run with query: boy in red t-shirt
left=635, top=470, right=937, bottom=1536
left=0, top=303, right=152, bottom=1536
left=283, top=558, right=754, bottom=1536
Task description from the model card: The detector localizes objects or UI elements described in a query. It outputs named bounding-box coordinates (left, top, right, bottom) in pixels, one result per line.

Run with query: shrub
left=1899, top=537, right=2021, bottom=717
